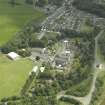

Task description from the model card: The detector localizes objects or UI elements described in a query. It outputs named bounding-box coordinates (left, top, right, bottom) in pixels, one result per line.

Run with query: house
left=7, top=52, right=20, bottom=60
left=53, top=57, right=68, bottom=69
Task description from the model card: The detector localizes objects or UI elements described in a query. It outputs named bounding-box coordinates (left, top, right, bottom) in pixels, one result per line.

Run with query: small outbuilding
left=40, top=67, right=45, bottom=72
left=7, top=52, right=20, bottom=60
left=32, top=66, right=38, bottom=73
left=96, top=64, right=103, bottom=70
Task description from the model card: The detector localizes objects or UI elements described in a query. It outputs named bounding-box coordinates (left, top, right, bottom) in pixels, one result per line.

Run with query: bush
left=60, top=97, right=82, bottom=105
left=18, top=49, right=31, bottom=57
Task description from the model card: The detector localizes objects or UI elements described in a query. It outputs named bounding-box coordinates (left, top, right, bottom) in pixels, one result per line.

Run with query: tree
left=36, top=56, right=40, bottom=61
left=25, top=0, right=37, bottom=9
left=48, top=0, right=64, bottom=6
left=10, top=0, right=15, bottom=7
left=36, top=0, right=47, bottom=7
left=25, top=0, right=33, bottom=4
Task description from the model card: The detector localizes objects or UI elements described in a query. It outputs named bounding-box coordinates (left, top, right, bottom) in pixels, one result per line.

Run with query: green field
left=80, top=21, right=94, bottom=33
left=59, top=101, right=71, bottom=105
left=0, top=54, right=33, bottom=99
left=95, top=71, right=105, bottom=105
left=0, top=0, right=45, bottom=45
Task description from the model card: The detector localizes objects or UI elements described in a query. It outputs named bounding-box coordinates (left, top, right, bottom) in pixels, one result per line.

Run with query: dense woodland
left=73, top=0, right=105, bottom=18
left=9, top=0, right=64, bottom=8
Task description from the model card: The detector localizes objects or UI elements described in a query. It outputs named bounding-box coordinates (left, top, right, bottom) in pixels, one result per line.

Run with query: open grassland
left=90, top=70, right=105, bottom=105
left=97, top=71, right=105, bottom=105
left=100, top=99, right=105, bottom=105
left=0, top=0, right=45, bottom=45
left=98, top=31, right=105, bottom=63
left=97, top=45, right=105, bottom=63
left=0, top=54, right=33, bottom=99
left=80, top=22, right=94, bottom=33
left=59, top=101, right=71, bottom=105
left=59, top=100, right=82, bottom=105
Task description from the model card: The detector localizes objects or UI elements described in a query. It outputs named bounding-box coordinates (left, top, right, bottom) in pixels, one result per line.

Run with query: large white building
left=7, top=52, right=20, bottom=60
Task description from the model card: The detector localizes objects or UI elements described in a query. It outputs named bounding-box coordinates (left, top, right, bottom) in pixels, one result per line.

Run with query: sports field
left=0, top=54, right=33, bottom=99
left=0, top=0, right=45, bottom=45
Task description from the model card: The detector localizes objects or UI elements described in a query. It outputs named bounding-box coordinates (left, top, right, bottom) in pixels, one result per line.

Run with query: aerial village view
left=0, top=0, right=105, bottom=105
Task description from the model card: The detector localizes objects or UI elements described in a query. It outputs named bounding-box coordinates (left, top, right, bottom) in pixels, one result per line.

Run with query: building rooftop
left=7, top=52, right=20, bottom=60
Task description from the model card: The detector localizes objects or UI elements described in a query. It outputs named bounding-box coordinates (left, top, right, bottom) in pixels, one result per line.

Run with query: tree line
left=9, top=0, right=64, bottom=8
left=73, top=0, right=105, bottom=18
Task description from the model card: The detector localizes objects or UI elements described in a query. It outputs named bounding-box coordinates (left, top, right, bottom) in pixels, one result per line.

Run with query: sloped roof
left=7, top=52, right=20, bottom=60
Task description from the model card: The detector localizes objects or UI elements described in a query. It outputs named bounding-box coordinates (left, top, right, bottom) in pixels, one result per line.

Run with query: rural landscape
left=0, top=0, right=105, bottom=105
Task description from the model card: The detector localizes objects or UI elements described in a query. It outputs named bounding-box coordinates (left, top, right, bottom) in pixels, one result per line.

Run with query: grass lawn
left=59, top=101, right=71, bottom=105
left=96, top=71, right=105, bottom=105
left=0, top=0, right=45, bottom=45
left=97, top=31, right=105, bottom=63
left=45, top=31, right=60, bottom=39
left=80, top=22, right=94, bottom=33
left=97, top=45, right=105, bottom=62
left=90, top=71, right=105, bottom=105
left=100, top=101, right=105, bottom=105
left=0, top=54, right=33, bottom=99
left=65, top=77, right=92, bottom=97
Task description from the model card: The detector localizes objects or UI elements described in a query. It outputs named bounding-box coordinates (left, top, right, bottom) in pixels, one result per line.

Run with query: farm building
left=7, top=52, right=20, bottom=60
